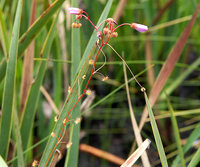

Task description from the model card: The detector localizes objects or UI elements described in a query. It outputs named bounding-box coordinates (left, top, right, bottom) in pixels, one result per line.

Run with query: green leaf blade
left=0, top=0, right=23, bottom=159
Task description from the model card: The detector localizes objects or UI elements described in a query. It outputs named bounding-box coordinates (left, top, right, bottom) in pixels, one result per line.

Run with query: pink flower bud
left=106, top=18, right=118, bottom=25
left=68, top=7, right=83, bottom=15
left=131, top=23, right=148, bottom=32
left=97, top=31, right=102, bottom=38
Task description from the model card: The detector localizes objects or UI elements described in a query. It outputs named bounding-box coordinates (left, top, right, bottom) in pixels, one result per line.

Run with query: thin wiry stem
left=107, top=43, right=145, bottom=91
left=93, top=43, right=107, bottom=74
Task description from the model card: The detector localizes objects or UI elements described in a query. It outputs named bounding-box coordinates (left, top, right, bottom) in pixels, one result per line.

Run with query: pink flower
left=131, top=23, right=148, bottom=32
left=68, top=7, right=83, bottom=15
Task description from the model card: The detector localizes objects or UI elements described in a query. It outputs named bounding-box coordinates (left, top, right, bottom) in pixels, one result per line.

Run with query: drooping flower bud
left=103, top=27, right=110, bottom=36
left=97, top=31, right=102, bottom=38
left=68, top=7, right=83, bottom=15
left=106, top=18, right=118, bottom=25
left=111, top=31, right=118, bottom=38
left=131, top=23, right=148, bottom=32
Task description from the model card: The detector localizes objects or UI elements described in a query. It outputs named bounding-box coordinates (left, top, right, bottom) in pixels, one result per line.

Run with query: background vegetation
left=0, top=0, right=200, bottom=166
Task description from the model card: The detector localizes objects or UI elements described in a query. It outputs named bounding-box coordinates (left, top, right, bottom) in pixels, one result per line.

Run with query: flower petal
left=68, top=7, right=83, bottom=15
left=131, top=23, right=148, bottom=32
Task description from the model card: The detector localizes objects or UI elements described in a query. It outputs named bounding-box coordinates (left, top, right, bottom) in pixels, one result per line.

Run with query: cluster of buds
left=68, top=8, right=84, bottom=28
left=72, top=22, right=82, bottom=28
left=68, top=7, right=148, bottom=41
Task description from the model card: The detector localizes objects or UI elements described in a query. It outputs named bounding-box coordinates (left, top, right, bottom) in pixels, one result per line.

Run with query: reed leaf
left=0, top=0, right=23, bottom=159
left=20, top=12, right=59, bottom=153
left=144, top=93, right=168, bottom=167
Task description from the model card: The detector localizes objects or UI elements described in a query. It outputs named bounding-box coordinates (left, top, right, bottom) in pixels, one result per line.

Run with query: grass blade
left=20, top=13, right=59, bottom=152
left=188, top=148, right=200, bottom=167
left=64, top=0, right=81, bottom=166
left=0, top=0, right=65, bottom=83
left=0, top=0, right=23, bottom=159
left=160, top=57, right=200, bottom=100
left=13, top=102, right=25, bottom=167
left=172, top=123, right=200, bottom=166
left=0, top=7, right=9, bottom=58
left=18, top=0, right=65, bottom=57
left=121, top=139, right=151, bottom=167
left=20, top=0, right=36, bottom=114
left=144, top=92, right=168, bottom=167
left=166, top=93, right=185, bottom=166
left=139, top=2, right=200, bottom=130
left=123, top=61, right=151, bottom=167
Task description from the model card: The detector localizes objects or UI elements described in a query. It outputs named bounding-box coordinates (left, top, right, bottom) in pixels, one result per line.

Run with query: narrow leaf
left=64, top=0, right=81, bottom=166
left=0, top=0, right=23, bottom=159
left=166, top=93, right=185, bottom=166
left=0, top=7, right=9, bottom=58
left=144, top=93, right=168, bottom=167
left=20, top=13, right=59, bottom=152
left=120, top=139, right=151, bottom=167
left=188, top=148, right=200, bottom=167
left=0, top=0, right=65, bottom=83
left=172, top=123, right=200, bottom=166
left=13, top=104, right=25, bottom=166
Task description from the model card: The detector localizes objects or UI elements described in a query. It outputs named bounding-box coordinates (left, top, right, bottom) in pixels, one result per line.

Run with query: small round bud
left=51, top=132, right=56, bottom=137
left=72, top=23, right=77, bottom=28
left=103, top=28, right=110, bottom=36
left=102, top=76, right=108, bottom=81
left=111, top=31, right=118, bottom=38
left=54, top=116, right=58, bottom=122
left=141, top=87, right=146, bottom=92
left=66, top=142, right=72, bottom=149
left=106, top=18, right=118, bottom=25
left=32, top=160, right=38, bottom=167
left=86, top=89, right=92, bottom=96
left=82, top=75, right=86, bottom=79
left=77, top=23, right=82, bottom=28
left=63, top=118, right=67, bottom=124
left=97, top=31, right=102, bottom=38
left=75, top=117, right=82, bottom=124
left=68, top=86, right=72, bottom=93
left=89, top=59, right=94, bottom=65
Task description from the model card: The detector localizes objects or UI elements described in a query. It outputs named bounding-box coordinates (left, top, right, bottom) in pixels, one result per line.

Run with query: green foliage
left=0, top=0, right=200, bottom=166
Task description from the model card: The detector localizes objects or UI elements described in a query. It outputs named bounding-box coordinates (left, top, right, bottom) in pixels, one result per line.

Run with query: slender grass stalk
left=172, top=123, right=200, bottom=166
left=0, top=0, right=23, bottom=159
left=64, top=0, right=81, bottom=166
left=144, top=93, right=169, bottom=167
left=123, top=58, right=151, bottom=167
left=166, top=93, right=185, bottom=166
left=187, top=148, right=200, bottom=167
left=13, top=100, right=25, bottom=167
left=0, top=7, right=9, bottom=58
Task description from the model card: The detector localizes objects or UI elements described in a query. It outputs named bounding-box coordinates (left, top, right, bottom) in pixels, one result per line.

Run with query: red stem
left=44, top=44, right=104, bottom=167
